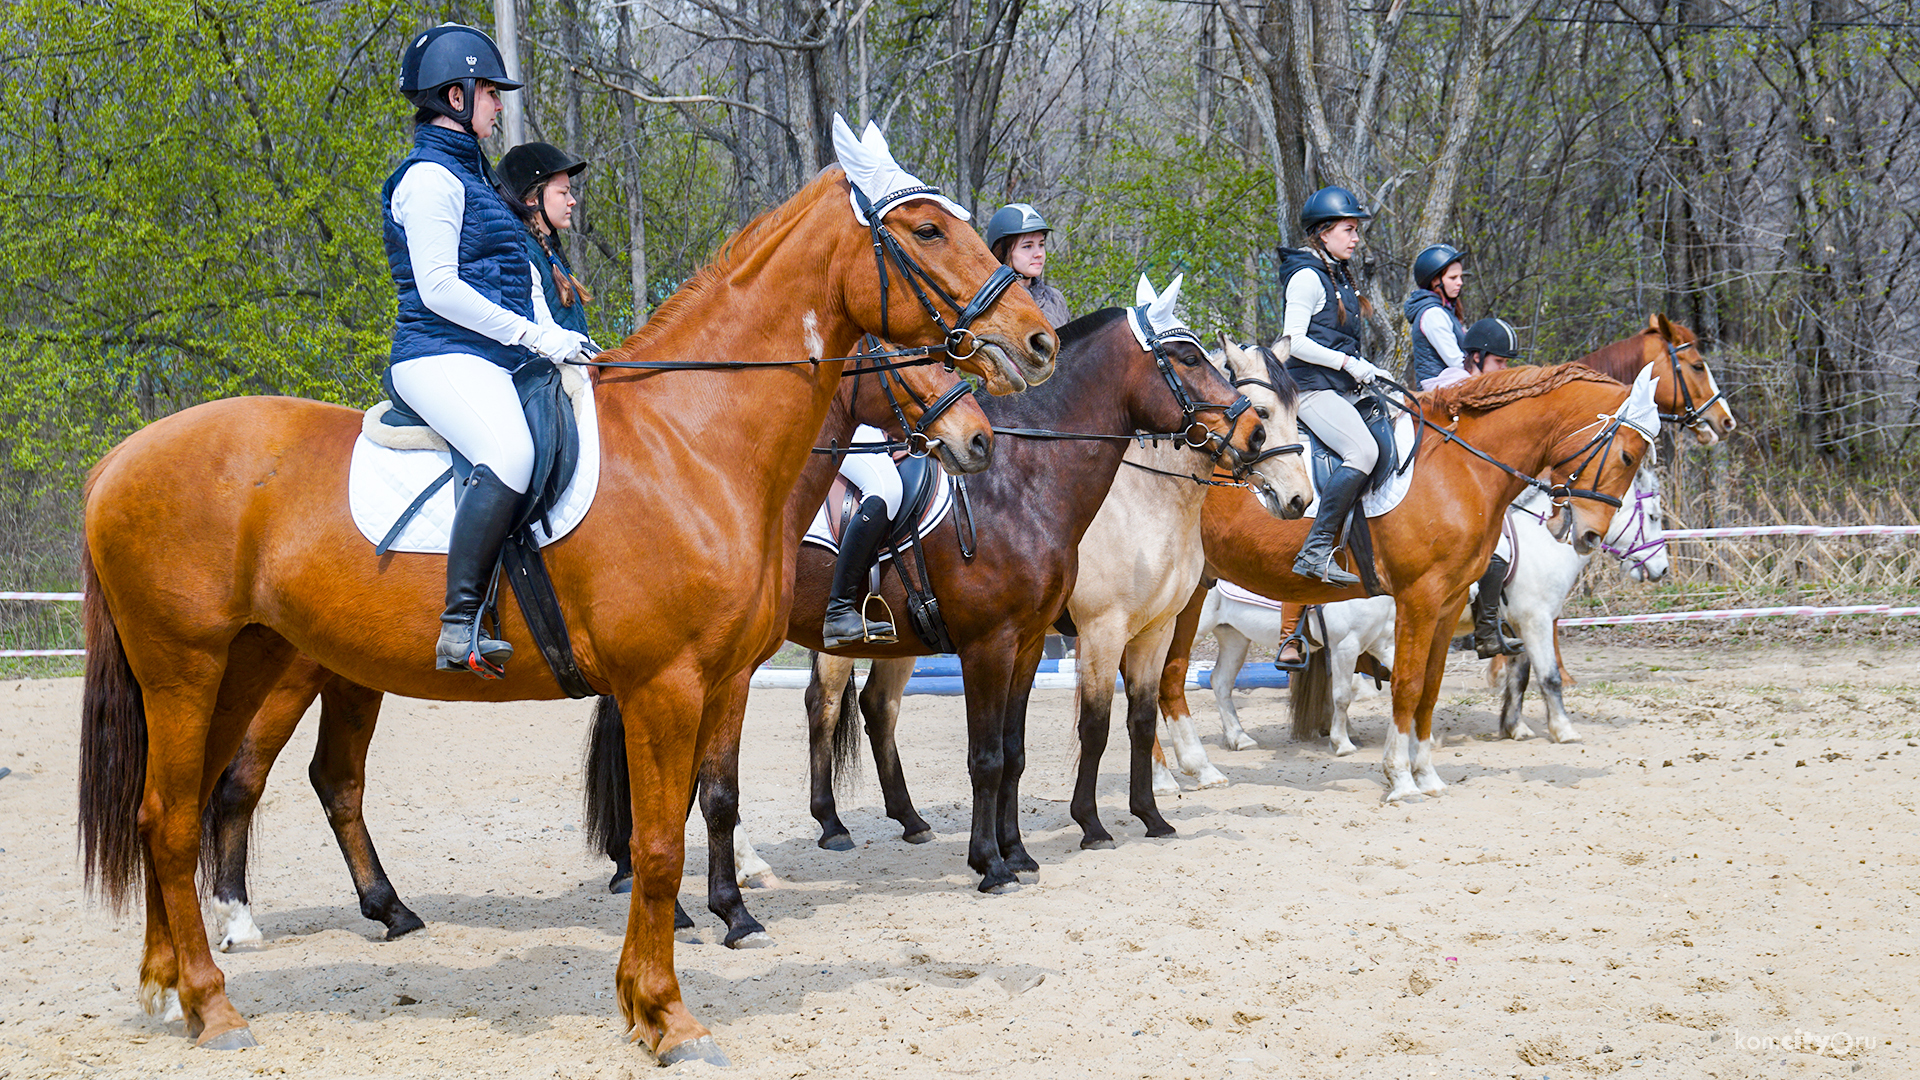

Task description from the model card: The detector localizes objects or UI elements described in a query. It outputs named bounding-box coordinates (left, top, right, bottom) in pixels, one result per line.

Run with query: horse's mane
left=1577, top=334, right=1654, bottom=381
left=1426, top=363, right=1621, bottom=415
left=602, top=168, right=848, bottom=355
left=1258, top=345, right=1301, bottom=411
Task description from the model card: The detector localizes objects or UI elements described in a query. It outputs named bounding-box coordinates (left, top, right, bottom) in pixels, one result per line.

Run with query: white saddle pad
left=1302, top=408, right=1418, bottom=519
left=801, top=469, right=956, bottom=559
left=1217, top=580, right=1288, bottom=612
left=347, top=378, right=601, bottom=554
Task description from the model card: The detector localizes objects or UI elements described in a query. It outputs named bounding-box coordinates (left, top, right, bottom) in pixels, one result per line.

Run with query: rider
left=1278, top=185, right=1381, bottom=588
left=498, top=142, right=594, bottom=337
left=384, top=24, right=590, bottom=678
left=1405, top=243, right=1470, bottom=390
left=985, top=203, right=1070, bottom=327
left=1468, top=316, right=1526, bottom=658
left=822, top=431, right=904, bottom=649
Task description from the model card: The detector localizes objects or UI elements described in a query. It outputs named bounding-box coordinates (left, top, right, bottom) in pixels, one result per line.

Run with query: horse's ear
left=1218, top=332, right=1245, bottom=369
left=1270, top=334, right=1293, bottom=362
left=1645, top=312, right=1662, bottom=333
left=1654, top=313, right=1677, bottom=341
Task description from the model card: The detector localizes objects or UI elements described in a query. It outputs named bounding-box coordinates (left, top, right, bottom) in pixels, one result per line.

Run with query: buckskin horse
left=77, top=157, right=1055, bottom=1063
left=1136, top=365, right=1656, bottom=824
left=588, top=298, right=1308, bottom=940
left=194, top=348, right=997, bottom=953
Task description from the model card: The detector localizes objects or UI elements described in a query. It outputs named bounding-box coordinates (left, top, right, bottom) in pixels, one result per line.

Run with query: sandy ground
left=1, top=642, right=1916, bottom=1080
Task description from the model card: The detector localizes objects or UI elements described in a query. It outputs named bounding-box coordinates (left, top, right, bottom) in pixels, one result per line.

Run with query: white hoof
left=210, top=898, right=263, bottom=952
left=1224, top=732, right=1257, bottom=752
left=1548, top=724, right=1583, bottom=744
left=1192, top=764, right=1229, bottom=789
left=741, top=871, right=781, bottom=890
left=1506, top=721, right=1535, bottom=741
left=1415, top=771, right=1448, bottom=796
left=1383, top=778, right=1423, bottom=803
left=1333, top=739, right=1357, bottom=757
left=1151, top=760, right=1180, bottom=796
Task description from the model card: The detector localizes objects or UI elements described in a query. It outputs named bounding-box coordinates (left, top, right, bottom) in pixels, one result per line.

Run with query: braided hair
left=1306, top=223, right=1373, bottom=326
left=500, top=178, right=594, bottom=310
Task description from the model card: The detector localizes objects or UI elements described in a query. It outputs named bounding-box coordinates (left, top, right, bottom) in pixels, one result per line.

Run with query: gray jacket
left=1026, top=278, right=1070, bottom=328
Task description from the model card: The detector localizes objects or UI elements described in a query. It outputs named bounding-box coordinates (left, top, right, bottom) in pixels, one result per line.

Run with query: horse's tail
left=831, top=664, right=863, bottom=798
left=582, top=695, right=632, bottom=863
left=78, top=539, right=148, bottom=912
left=1289, top=637, right=1333, bottom=742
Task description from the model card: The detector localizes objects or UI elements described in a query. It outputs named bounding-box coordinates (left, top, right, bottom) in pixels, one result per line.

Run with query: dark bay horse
left=1142, top=365, right=1655, bottom=822
left=195, top=351, right=997, bottom=952
left=1575, top=314, right=1735, bottom=444
left=588, top=306, right=1302, bottom=933
left=76, top=165, right=1055, bottom=1062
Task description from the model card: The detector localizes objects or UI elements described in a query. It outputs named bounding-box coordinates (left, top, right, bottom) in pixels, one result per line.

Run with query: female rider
left=497, top=141, right=594, bottom=337
left=385, top=24, right=590, bottom=678
left=984, top=203, right=1070, bottom=327
left=1405, top=243, right=1470, bottom=391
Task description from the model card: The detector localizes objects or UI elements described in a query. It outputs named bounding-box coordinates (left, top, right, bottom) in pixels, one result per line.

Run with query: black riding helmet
left=399, top=24, right=522, bottom=127
left=1412, top=243, right=1467, bottom=290
left=1298, top=185, right=1372, bottom=235
left=1463, top=317, right=1521, bottom=358
left=498, top=143, right=589, bottom=202
left=985, top=203, right=1052, bottom=257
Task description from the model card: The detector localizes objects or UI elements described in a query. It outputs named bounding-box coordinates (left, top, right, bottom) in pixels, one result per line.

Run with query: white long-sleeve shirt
left=390, top=161, right=551, bottom=346
left=1281, top=266, right=1356, bottom=370
left=1417, top=305, right=1467, bottom=371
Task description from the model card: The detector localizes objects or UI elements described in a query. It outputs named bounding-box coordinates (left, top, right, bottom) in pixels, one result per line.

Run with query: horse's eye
left=1179, top=351, right=1199, bottom=366
left=914, top=224, right=941, bottom=240
left=1621, top=450, right=1633, bottom=465
left=1255, top=406, right=1271, bottom=420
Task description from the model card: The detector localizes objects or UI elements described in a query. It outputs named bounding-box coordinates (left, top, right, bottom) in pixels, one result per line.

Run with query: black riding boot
left=436, top=465, right=522, bottom=678
left=1473, top=554, right=1524, bottom=659
left=1291, top=465, right=1369, bottom=588
left=822, top=496, right=898, bottom=649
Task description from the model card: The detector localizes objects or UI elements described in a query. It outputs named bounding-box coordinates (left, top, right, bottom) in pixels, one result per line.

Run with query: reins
left=812, top=340, right=976, bottom=458
left=1373, top=376, right=1627, bottom=509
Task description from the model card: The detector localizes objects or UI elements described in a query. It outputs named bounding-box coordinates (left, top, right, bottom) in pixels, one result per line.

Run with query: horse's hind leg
left=141, top=627, right=298, bottom=1046
left=307, top=673, right=424, bottom=939
left=859, top=657, right=932, bottom=843
left=1210, top=625, right=1256, bottom=752
left=1158, top=620, right=1228, bottom=789
left=1498, top=653, right=1534, bottom=740
left=806, top=652, right=859, bottom=851
left=994, top=638, right=1045, bottom=877
left=1328, top=643, right=1361, bottom=757
left=204, top=655, right=328, bottom=951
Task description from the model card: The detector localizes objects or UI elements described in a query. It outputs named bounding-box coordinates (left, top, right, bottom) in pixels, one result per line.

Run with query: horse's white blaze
left=1412, top=736, right=1446, bottom=795
left=802, top=310, right=824, bottom=361
left=733, top=824, right=777, bottom=888
left=210, top=897, right=263, bottom=952
left=1382, top=729, right=1419, bottom=803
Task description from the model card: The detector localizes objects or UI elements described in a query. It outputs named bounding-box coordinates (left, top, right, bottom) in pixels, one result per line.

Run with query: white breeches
left=1297, top=389, right=1379, bottom=474
left=835, top=424, right=903, bottom=516
left=389, top=353, right=535, bottom=494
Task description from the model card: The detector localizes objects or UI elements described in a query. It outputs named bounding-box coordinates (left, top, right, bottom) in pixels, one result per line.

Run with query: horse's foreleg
left=1068, top=626, right=1122, bottom=850
left=958, top=639, right=1020, bottom=890
left=614, top=672, right=721, bottom=1065
left=307, top=674, right=424, bottom=941
left=1155, top=618, right=1227, bottom=789
left=204, top=657, right=329, bottom=952
left=698, top=671, right=771, bottom=948
left=1383, top=595, right=1450, bottom=802
left=805, top=653, right=858, bottom=851
left=1405, top=600, right=1461, bottom=797
left=1121, top=627, right=1180, bottom=837
left=859, top=657, right=931, bottom=843
left=1329, top=642, right=1360, bottom=757
left=1210, top=625, right=1256, bottom=752
left=993, top=640, right=1044, bottom=878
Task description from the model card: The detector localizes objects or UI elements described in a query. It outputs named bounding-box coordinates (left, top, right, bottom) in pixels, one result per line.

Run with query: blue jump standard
left=897, top=655, right=1286, bottom=696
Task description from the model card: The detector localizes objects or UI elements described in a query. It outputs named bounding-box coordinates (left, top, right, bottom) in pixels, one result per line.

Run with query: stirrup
left=858, top=593, right=900, bottom=645
left=1274, top=630, right=1309, bottom=672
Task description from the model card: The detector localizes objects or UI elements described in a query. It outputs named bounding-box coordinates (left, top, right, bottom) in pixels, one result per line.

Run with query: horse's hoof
left=1226, top=736, right=1257, bottom=752
left=384, top=911, right=427, bottom=940
left=742, top=872, right=781, bottom=890
left=1015, top=870, right=1039, bottom=885
left=610, top=872, right=634, bottom=895
left=726, top=931, right=776, bottom=950
left=1144, top=824, right=1177, bottom=839
left=902, top=828, right=934, bottom=845
left=818, top=833, right=855, bottom=852
left=982, top=880, right=1021, bottom=895
left=1080, top=836, right=1116, bottom=851
left=1193, top=768, right=1229, bottom=789
left=656, top=1034, right=730, bottom=1068
left=197, top=1027, right=258, bottom=1051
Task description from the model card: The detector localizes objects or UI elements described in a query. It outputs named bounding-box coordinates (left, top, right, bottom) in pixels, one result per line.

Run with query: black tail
left=78, top=541, right=147, bottom=912
left=1289, top=638, right=1333, bottom=742
left=582, top=695, right=631, bottom=862
left=831, top=665, right=863, bottom=797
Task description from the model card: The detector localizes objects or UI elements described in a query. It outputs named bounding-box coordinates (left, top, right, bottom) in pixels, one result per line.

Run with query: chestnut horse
left=1575, top=314, right=1735, bottom=444
left=589, top=305, right=1299, bottom=933
left=1134, top=365, right=1654, bottom=828
left=76, top=165, right=1055, bottom=1063
left=195, top=350, right=997, bottom=952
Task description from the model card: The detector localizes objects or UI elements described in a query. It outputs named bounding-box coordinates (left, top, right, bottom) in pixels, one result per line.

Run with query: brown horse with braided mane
left=1112, top=365, right=1654, bottom=833
left=194, top=348, right=998, bottom=952
left=76, top=164, right=1055, bottom=1064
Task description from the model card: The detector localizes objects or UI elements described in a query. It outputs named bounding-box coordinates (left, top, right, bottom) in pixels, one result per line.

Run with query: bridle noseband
left=852, top=336, right=974, bottom=458
left=1135, top=313, right=1261, bottom=477
left=1659, top=339, right=1725, bottom=432
left=855, top=185, right=1021, bottom=366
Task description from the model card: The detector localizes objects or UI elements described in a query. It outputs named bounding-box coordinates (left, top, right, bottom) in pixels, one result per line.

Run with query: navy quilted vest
left=383, top=125, right=537, bottom=370
left=1279, top=248, right=1364, bottom=394
left=1405, top=288, right=1464, bottom=385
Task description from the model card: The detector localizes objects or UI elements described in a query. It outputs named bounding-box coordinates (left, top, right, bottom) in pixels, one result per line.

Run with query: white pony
left=1485, top=447, right=1667, bottom=742
left=1198, top=587, right=1395, bottom=757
